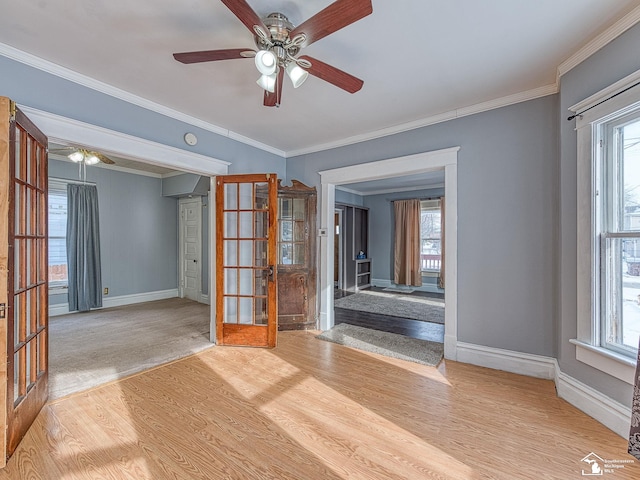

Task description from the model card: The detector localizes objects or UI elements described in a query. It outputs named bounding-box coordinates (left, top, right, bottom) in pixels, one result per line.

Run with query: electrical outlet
left=103, top=287, right=109, bottom=295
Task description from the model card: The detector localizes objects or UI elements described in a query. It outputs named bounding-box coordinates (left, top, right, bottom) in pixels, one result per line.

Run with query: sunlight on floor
left=52, top=383, right=153, bottom=480
left=256, top=365, right=471, bottom=478
left=207, top=347, right=467, bottom=478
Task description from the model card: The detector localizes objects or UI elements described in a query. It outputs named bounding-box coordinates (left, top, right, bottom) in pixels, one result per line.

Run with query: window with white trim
left=573, top=70, right=640, bottom=382
left=597, top=111, right=640, bottom=357
left=420, top=199, right=441, bottom=273
left=48, top=179, right=68, bottom=289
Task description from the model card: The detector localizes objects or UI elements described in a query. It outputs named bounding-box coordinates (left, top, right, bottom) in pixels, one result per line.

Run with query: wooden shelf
left=355, top=258, right=371, bottom=291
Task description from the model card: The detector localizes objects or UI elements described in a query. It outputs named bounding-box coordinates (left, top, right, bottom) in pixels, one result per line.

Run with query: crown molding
left=336, top=183, right=445, bottom=197
left=287, top=84, right=558, bottom=157
left=0, top=42, right=285, bottom=158
left=558, top=4, right=640, bottom=78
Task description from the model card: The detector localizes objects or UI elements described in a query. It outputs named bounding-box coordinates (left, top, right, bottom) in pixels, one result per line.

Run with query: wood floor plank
left=0, top=330, right=637, bottom=479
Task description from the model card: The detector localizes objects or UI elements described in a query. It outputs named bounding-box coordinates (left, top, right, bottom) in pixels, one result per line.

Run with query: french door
left=0, top=97, right=49, bottom=465
left=215, top=174, right=278, bottom=347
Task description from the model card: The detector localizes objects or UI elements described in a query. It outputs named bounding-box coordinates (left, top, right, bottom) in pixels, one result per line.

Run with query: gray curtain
left=630, top=338, right=640, bottom=459
left=67, top=184, right=102, bottom=312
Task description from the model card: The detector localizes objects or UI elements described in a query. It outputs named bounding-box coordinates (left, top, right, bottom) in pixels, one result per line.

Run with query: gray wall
left=558, top=22, right=640, bottom=406
left=364, top=187, right=445, bottom=285
left=49, top=159, right=178, bottom=306
left=0, top=55, right=286, bottom=177
left=288, top=95, right=558, bottom=358
left=335, top=189, right=364, bottom=206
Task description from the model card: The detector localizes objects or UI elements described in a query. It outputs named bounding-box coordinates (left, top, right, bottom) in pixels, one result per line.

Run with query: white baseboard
left=201, top=294, right=210, bottom=305
left=555, top=370, right=631, bottom=438
left=49, top=288, right=179, bottom=316
left=455, top=341, right=632, bottom=438
left=456, top=342, right=557, bottom=379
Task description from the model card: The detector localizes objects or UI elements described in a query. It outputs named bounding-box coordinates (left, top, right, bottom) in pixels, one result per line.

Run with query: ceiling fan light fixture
left=68, top=151, right=85, bottom=163
left=255, top=49, right=277, bottom=75
left=85, top=154, right=101, bottom=166
left=286, top=62, right=308, bottom=88
left=256, top=73, right=277, bottom=93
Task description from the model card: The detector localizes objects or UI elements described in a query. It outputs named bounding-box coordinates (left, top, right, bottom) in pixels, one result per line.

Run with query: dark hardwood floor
left=334, top=287, right=445, bottom=343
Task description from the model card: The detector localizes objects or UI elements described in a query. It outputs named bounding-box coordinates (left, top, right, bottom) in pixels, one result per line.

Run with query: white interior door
left=180, top=197, right=202, bottom=302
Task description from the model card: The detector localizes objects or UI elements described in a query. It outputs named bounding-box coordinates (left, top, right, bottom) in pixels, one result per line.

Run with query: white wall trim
left=555, top=370, right=632, bottom=438
left=288, top=85, right=557, bottom=157
left=558, top=4, right=640, bottom=78
left=455, top=341, right=632, bottom=438
left=0, top=42, right=284, bottom=158
left=21, top=106, right=229, bottom=176
left=456, top=342, right=557, bottom=380
left=319, top=147, right=458, bottom=361
left=49, top=288, right=179, bottom=317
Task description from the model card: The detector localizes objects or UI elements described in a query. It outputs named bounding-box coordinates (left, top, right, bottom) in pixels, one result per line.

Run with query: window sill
left=421, top=270, right=440, bottom=277
left=49, top=285, right=68, bottom=294
left=569, top=339, right=637, bottom=385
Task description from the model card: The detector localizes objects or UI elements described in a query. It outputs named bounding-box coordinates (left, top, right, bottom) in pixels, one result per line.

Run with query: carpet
left=48, top=297, right=213, bottom=400
left=334, top=290, right=444, bottom=324
left=382, top=287, right=415, bottom=294
left=317, top=323, right=443, bottom=366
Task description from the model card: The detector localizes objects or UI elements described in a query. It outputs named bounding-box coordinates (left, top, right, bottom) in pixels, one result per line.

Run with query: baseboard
left=555, top=369, right=631, bottom=438
left=456, top=341, right=632, bottom=438
left=49, top=289, right=179, bottom=316
left=456, top=342, right=557, bottom=379
left=201, top=294, right=210, bottom=305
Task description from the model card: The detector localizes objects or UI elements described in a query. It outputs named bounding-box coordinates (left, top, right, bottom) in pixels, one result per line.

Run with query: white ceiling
left=1, top=1, right=639, bottom=157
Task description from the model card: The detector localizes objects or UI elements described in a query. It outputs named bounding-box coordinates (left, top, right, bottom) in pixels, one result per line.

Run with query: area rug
left=382, top=287, right=415, bottom=294
left=48, top=297, right=213, bottom=400
left=316, top=323, right=443, bottom=366
left=334, top=290, right=444, bottom=324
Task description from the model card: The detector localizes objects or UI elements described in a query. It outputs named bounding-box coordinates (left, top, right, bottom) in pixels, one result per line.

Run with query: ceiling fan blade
left=290, top=0, right=372, bottom=48
left=264, top=68, right=285, bottom=107
left=220, top=0, right=269, bottom=38
left=299, top=56, right=363, bottom=94
left=173, top=48, right=251, bottom=64
left=95, top=152, right=115, bottom=165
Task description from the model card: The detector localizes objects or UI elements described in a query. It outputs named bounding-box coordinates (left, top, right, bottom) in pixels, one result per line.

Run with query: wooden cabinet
left=336, top=204, right=370, bottom=292
left=276, top=180, right=317, bottom=330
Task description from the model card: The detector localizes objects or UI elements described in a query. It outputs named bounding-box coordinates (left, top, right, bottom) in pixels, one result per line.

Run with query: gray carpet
left=334, top=290, right=444, bottom=324
left=48, top=297, right=213, bottom=400
left=317, top=323, right=444, bottom=366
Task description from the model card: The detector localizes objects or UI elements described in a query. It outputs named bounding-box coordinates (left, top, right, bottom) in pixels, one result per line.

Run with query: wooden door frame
left=178, top=196, right=203, bottom=303
left=0, top=97, right=11, bottom=467
left=215, top=174, right=278, bottom=347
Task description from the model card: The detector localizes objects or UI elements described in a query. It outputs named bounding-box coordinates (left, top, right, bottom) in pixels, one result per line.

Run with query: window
left=420, top=199, right=441, bottom=272
left=48, top=179, right=68, bottom=288
left=573, top=70, right=640, bottom=382
left=598, top=113, right=640, bottom=357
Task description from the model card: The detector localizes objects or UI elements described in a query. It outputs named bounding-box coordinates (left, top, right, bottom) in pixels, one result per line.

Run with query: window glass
left=48, top=181, right=68, bottom=287
left=599, top=115, right=640, bottom=356
left=420, top=200, right=441, bottom=272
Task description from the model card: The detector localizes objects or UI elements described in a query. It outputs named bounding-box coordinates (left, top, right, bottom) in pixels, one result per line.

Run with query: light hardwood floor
left=0, top=331, right=637, bottom=479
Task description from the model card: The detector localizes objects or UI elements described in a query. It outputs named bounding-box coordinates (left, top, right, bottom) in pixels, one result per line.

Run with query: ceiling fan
left=173, top=0, right=373, bottom=107
left=49, top=145, right=115, bottom=166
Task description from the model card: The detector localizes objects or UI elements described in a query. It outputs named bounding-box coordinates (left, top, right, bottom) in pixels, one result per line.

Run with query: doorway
left=318, top=147, right=459, bottom=360
left=179, top=197, right=202, bottom=302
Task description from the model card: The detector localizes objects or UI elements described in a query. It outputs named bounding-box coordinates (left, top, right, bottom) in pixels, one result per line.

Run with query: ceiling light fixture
left=67, top=149, right=107, bottom=166
left=286, top=62, right=308, bottom=89
left=256, top=72, right=277, bottom=93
